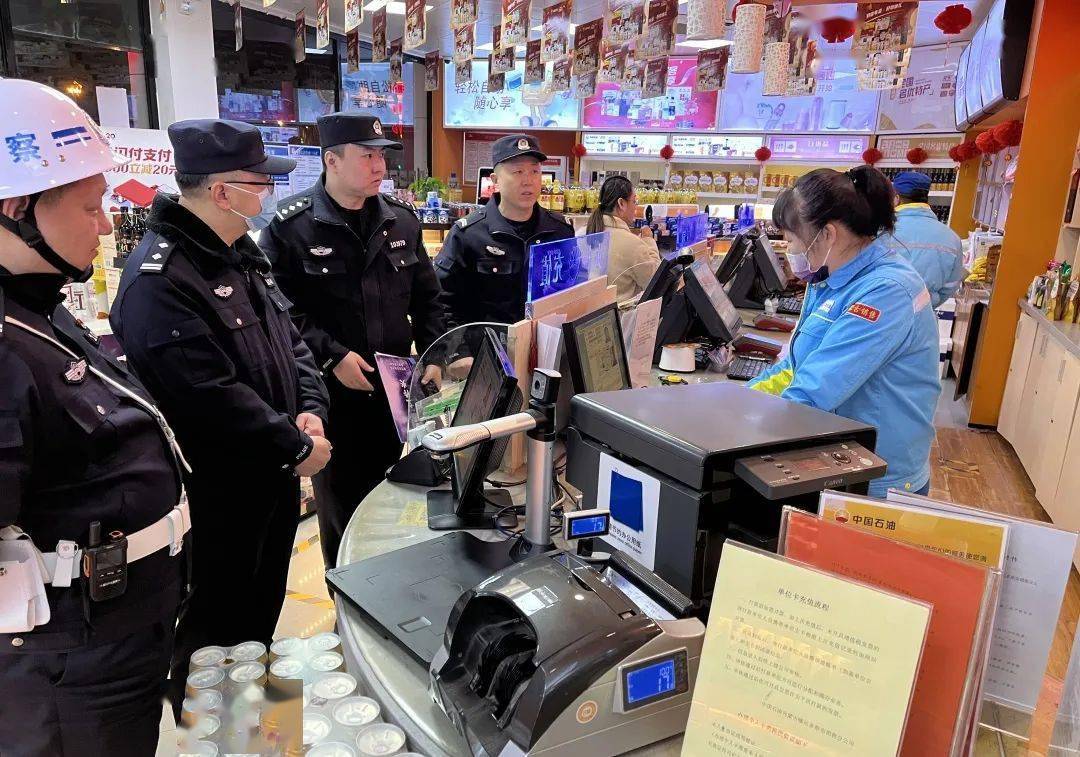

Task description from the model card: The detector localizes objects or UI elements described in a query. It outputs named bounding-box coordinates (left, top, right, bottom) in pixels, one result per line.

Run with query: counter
left=1018, top=298, right=1080, bottom=361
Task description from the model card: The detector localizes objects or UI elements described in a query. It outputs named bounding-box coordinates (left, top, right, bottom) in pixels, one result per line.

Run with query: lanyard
left=3, top=315, right=192, bottom=474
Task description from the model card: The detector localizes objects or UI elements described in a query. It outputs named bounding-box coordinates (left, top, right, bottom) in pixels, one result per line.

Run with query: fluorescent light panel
left=677, top=39, right=733, bottom=49
left=363, top=1, right=432, bottom=14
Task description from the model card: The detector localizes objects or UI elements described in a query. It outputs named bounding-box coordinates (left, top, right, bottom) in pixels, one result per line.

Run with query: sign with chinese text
left=596, top=452, right=661, bottom=569
left=669, top=134, right=763, bottom=158
left=876, top=134, right=962, bottom=161
left=542, top=0, right=572, bottom=63
left=581, top=133, right=669, bottom=156
left=341, top=62, right=416, bottom=123
left=583, top=57, right=717, bottom=131
left=492, top=24, right=514, bottom=73
left=573, top=18, right=603, bottom=77
left=764, top=135, right=869, bottom=162
left=445, top=62, right=581, bottom=128
left=265, top=143, right=322, bottom=201
left=525, top=39, right=544, bottom=84
left=345, top=0, right=362, bottom=31
left=316, top=0, right=330, bottom=49
left=100, top=127, right=178, bottom=210
left=675, top=213, right=709, bottom=249
left=639, top=0, right=676, bottom=58
left=404, top=0, right=426, bottom=51
left=502, top=0, right=530, bottom=47
left=527, top=232, right=611, bottom=302
left=607, top=0, right=643, bottom=45
left=877, top=45, right=958, bottom=133
left=372, top=7, right=388, bottom=62
left=695, top=47, right=728, bottom=93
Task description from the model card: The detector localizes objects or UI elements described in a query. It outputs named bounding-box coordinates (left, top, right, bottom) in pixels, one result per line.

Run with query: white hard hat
left=0, top=78, right=127, bottom=200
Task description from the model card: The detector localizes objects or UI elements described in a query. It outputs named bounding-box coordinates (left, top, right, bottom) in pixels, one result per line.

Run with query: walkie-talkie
left=82, top=521, right=128, bottom=602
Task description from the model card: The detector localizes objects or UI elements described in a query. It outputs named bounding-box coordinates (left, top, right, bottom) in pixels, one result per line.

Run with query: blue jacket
left=749, top=238, right=940, bottom=496
left=884, top=203, right=966, bottom=308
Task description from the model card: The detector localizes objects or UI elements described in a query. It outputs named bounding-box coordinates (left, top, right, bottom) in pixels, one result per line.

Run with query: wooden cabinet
left=1012, top=328, right=1056, bottom=474
left=1052, top=396, right=1080, bottom=569
left=998, top=312, right=1040, bottom=444
left=1033, top=341, right=1080, bottom=505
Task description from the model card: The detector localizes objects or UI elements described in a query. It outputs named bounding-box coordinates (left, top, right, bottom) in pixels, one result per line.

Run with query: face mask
left=790, top=227, right=834, bottom=284
left=227, top=184, right=277, bottom=232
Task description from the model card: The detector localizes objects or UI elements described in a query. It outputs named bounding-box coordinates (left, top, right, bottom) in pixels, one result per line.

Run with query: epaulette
left=139, top=235, right=178, bottom=274
left=456, top=206, right=487, bottom=229
left=276, top=195, right=312, bottom=222
left=381, top=193, right=419, bottom=213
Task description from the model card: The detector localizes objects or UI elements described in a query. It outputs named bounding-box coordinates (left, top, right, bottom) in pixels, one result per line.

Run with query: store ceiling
left=247, top=0, right=991, bottom=58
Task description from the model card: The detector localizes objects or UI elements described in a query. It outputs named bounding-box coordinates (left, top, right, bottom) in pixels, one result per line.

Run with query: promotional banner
left=294, top=11, right=305, bottom=63
left=877, top=45, right=958, bottom=132
left=764, top=134, right=870, bottom=161
left=876, top=134, right=962, bottom=161
left=784, top=12, right=816, bottom=96
left=453, top=25, right=474, bottom=63
left=581, top=132, right=669, bottom=156
left=455, top=60, right=472, bottom=87
left=573, top=18, right=603, bottom=77
left=345, top=0, right=362, bottom=32
left=404, top=0, right=426, bottom=51
left=487, top=56, right=505, bottom=93
left=451, top=0, right=478, bottom=28
left=525, top=39, right=544, bottom=84
left=542, top=0, right=572, bottom=63
left=575, top=72, right=598, bottom=100
left=696, top=47, right=728, bottom=93
left=552, top=58, right=572, bottom=92
left=669, top=134, right=762, bottom=159
left=264, top=143, right=323, bottom=201
left=425, top=51, right=441, bottom=91
left=527, top=232, right=611, bottom=302
left=583, top=57, right=718, bottom=130
left=346, top=29, right=360, bottom=73
left=642, top=57, right=668, bottom=100
left=372, top=8, right=388, bottom=62
left=375, top=354, right=417, bottom=443
left=100, top=127, right=178, bottom=210
left=852, top=1, right=918, bottom=57
left=607, top=0, right=644, bottom=45
left=502, top=0, right=530, bottom=47
left=600, top=44, right=628, bottom=84
left=640, top=0, right=676, bottom=58
left=492, top=24, right=515, bottom=73
left=341, top=62, right=416, bottom=123
left=389, top=38, right=403, bottom=83
left=316, top=0, right=330, bottom=49
left=234, top=3, right=243, bottom=52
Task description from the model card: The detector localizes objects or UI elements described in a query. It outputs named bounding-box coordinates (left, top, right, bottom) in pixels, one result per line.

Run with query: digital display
left=789, top=454, right=832, bottom=473
left=569, top=514, right=609, bottom=538
left=690, top=260, right=742, bottom=334
left=451, top=333, right=512, bottom=485
left=625, top=659, right=677, bottom=704
left=575, top=311, right=629, bottom=392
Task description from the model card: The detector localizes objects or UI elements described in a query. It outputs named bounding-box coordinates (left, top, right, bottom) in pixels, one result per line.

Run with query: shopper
left=586, top=175, right=661, bottom=302
left=749, top=166, right=940, bottom=497
left=109, top=119, right=331, bottom=709
left=885, top=171, right=966, bottom=308
left=261, top=113, right=446, bottom=568
left=435, top=134, right=575, bottom=328
left=0, top=80, right=190, bottom=756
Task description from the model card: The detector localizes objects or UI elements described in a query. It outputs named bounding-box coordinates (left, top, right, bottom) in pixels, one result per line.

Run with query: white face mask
left=227, top=184, right=277, bottom=232
left=790, top=226, right=834, bottom=283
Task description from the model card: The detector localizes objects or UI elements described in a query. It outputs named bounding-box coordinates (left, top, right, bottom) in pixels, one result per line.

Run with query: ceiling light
left=363, top=1, right=432, bottom=14
left=476, top=42, right=494, bottom=51
left=530, top=23, right=576, bottom=33
left=677, top=38, right=733, bottom=49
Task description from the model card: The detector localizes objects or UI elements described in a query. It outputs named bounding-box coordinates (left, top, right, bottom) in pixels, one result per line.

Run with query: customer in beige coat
left=587, top=175, right=661, bottom=302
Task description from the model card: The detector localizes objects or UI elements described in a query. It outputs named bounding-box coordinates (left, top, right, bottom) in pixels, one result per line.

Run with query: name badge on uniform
left=214, top=284, right=234, bottom=300
left=309, top=246, right=333, bottom=257
left=486, top=245, right=507, bottom=256
left=389, top=239, right=407, bottom=249
left=63, top=359, right=87, bottom=385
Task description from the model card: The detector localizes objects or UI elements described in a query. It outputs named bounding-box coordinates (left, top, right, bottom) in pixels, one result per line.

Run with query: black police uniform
left=108, top=120, right=330, bottom=708
left=260, top=113, right=447, bottom=568
left=0, top=269, right=185, bottom=756
left=434, top=135, right=574, bottom=329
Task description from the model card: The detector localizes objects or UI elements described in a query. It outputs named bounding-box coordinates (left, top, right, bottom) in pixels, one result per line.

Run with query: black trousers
left=168, top=474, right=300, bottom=710
left=0, top=622, right=174, bottom=757
left=314, top=383, right=404, bottom=569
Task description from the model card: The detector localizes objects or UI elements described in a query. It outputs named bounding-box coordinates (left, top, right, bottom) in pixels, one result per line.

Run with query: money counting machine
left=431, top=548, right=705, bottom=757
left=566, top=382, right=887, bottom=605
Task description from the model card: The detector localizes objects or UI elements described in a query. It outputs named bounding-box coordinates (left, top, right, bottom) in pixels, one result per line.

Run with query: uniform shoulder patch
left=381, top=193, right=417, bottom=213
left=276, top=195, right=312, bottom=222
left=139, top=235, right=177, bottom=273
left=847, top=302, right=881, bottom=323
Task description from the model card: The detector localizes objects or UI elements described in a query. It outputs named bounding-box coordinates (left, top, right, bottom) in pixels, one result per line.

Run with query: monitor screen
left=979, top=0, right=1006, bottom=110
left=688, top=259, right=742, bottom=341
left=954, top=45, right=970, bottom=128
left=564, top=305, right=631, bottom=393
left=964, top=23, right=987, bottom=120
left=450, top=330, right=515, bottom=494
left=640, top=253, right=685, bottom=304
left=625, top=659, right=677, bottom=705
left=716, top=233, right=754, bottom=286
left=754, top=235, right=786, bottom=292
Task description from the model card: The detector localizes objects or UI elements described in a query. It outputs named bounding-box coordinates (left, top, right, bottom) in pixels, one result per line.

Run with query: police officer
left=261, top=113, right=446, bottom=568
left=435, top=134, right=574, bottom=329
left=0, top=80, right=190, bottom=756
left=109, top=119, right=332, bottom=707
left=749, top=166, right=940, bottom=497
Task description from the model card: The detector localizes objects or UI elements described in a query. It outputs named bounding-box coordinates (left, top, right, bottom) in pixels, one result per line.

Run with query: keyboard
left=777, top=296, right=803, bottom=316
left=727, top=355, right=772, bottom=382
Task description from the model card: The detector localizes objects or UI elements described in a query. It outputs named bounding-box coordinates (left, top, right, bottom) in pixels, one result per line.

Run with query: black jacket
left=0, top=272, right=183, bottom=653
left=109, top=195, right=329, bottom=480
left=260, top=180, right=447, bottom=370
left=434, top=196, right=575, bottom=329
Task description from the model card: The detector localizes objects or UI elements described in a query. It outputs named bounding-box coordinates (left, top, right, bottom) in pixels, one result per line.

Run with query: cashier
left=748, top=166, right=940, bottom=496
left=586, top=175, right=661, bottom=302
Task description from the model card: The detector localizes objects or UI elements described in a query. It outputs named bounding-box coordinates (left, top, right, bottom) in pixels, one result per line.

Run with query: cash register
left=566, top=382, right=886, bottom=606
left=716, top=228, right=802, bottom=314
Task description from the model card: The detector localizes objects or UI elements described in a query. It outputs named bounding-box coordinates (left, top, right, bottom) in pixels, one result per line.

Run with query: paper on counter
left=621, top=297, right=661, bottom=389
left=536, top=315, right=566, bottom=371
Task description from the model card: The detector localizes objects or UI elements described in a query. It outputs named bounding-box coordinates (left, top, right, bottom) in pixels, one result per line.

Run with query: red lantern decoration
left=660, top=144, right=675, bottom=161
left=934, top=4, right=973, bottom=35
left=392, top=123, right=404, bottom=137
left=993, top=119, right=1023, bottom=148
left=906, top=147, right=929, bottom=165
left=975, top=130, right=1003, bottom=155
left=391, top=81, right=406, bottom=96
left=956, top=141, right=981, bottom=161
left=862, top=147, right=883, bottom=166
left=819, top=17, right=856, bottom=44
left=572, top=142, right=587, bottom=158
left=947, top=145, right=962, bottom=163
left=754, top=146, right=772, bottom=162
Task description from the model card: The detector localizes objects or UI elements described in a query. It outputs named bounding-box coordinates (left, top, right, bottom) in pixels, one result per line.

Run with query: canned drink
left=270, top=636, right=305, bottom=660
left=270, top=656, right=306, bottom=678
left=304, top=711, right=334, bottom=746
left=187, top=713, right=222, bottom=741
left=185, top=667, right=226, bottom=698
left=180, top=689, right=224, bottom=727
left=438, top=209, right=450, bottom=225
left=307, top=742, right=358, bottom=757
left=308, top=651, right=345, bottom=674
left=355, top=722, right=406, bottom=756
left=228, top=661, right=267, bottom=688
left=230, top=641, right=268, bottom=664
left=177, top=740, right=218, bottom=757
left=190, top=645, right=228, bottom=668
left=311, top=672, right=358, bottom=702
left=332, top=697, right=381, bottom=729
left=307, top=632, right=342, bottom=654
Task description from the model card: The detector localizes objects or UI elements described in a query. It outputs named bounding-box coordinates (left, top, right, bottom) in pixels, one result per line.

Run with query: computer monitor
left=476, top=167, right=496, bottom=204
left=753, top=235, right=786, bottom=293
left=428, top=328, right=522, bottom=530
left=683, top=259, right=743, bottom=344
left=640, top=252, right=693, bottom=304
left=726, top=230, right=789, bottom=309
left=715, top=233, right=754, bottom=287
left=562, top=304, right=631, bottom=394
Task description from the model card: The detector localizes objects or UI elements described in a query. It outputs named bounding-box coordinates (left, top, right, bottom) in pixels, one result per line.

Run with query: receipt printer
left=566, top=382, right=886, bottom=606
left=431, top=550, right=705, bottom=757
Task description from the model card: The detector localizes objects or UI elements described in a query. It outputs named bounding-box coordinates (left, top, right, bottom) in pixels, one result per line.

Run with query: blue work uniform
left=749, top=238, right=940, bottom=496
left=884, top=203, right=966, bottom=308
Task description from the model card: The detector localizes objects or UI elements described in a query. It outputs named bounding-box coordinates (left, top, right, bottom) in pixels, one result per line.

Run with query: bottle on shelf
left=539, top=178, right=552, bottom=210
left=447, top=172, right=462, bottom=204
left=550, top=179, right=564, bottom=212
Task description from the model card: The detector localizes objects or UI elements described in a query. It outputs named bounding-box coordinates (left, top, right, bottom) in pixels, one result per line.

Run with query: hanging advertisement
left=316, top=0, right=330, bottom=49
left=607, top=0, right=644, bottom=45
left=600, top=44, right=628, bottom=84
left=551, top=58, right=572, bottom=92
left=876, top=46, right=959, bottom=133
left=372, top=7, right=388, bottom=63
left=425, top=52, right=441, bottom=92
left=341, top=62, right=416, bottom=124
left=100, top=127, right=178, bottom=210
left=345, top=0, right=362, bottom=32
left=642, top=57, right=668, bottom=100
left=623, top=57, right=645, bottom=91
left=583, top=57, right=718, bottom=130
left=639, top=0, right=676, bottom=58
left=234, top=3, right=243, bottom=52
left=852, top=1, right=918, bottom=57
left=696, top=47, right=728, bottom=93
left=455, top=60, right=472, bottom=87
left=575, top=72, right=598, bottom=99
left=389, top=38, right=403, bottom=83
left=492, top=24, right=515, bottom=74
left=502, top=0, right=530, bottom=47
left=346, top=29, right=360, bottom=73
left=487, top=55, right=506, bottom=93
left=719, top=58, right=880, bottom=133
left=573, top=19, right=603, bottom=77
left=454, top=25, right=474, bottom=64
left=542, top=0, right=572, bottom=63
left=404, top=0, right=426, bottom=51
left=525, top=39, right=545, bottom=84
left=451, top=0, right=478, bottom=29
left=785, top=12, right=816, bottom=96
left=294, top=11, right=305, bottom=63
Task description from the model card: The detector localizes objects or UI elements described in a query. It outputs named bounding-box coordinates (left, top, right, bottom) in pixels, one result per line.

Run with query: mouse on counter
left=753, top=313, right=797, bottom=332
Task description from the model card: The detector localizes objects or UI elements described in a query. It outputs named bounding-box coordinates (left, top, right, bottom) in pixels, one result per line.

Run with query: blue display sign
left=675, top=213, right=709, bottom=250
left=527, top=232, right=611, bottom=303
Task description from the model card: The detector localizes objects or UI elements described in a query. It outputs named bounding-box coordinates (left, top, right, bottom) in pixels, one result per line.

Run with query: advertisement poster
left=374, top=354, right=417, bottom=443
left=683, top=543, right=930, bottom=756
left=492, top=24, right=515, bottom=74
left=404, top=0, right=426, bottom=51
left=607, top=0, right=644, bottom=45
left=573, top=18, right=603, bottom=77
left=316, top=0, right=330, bottom=49
left=785, top=13, right=816, bottom=96
left=584, top=57, right=718, bottom=130
left=525, top=39, right=544, bottom=84
left=551, top=58, right=572, bottom=92
left=425, top=51, right=441, bottom=91
left=444, top=61, right=581, bottom=129
left=502, top=0, right=530, bottom=47
left=640, top=0, right=677, bottom=58
left=455, top=60, right=472, bottom=87
left=265, top=143, right=322, bottom=200
left=669, top=134, right=762, bottom=158
left=100, top=127, right=178, bottom=210
left=600, top=44, right=627, bottom=83
left=581, top=132, right=670, bottom=156
left=451, top=0, right=477, bottom=28
left=764, top=134, right=869, bottom=161
left=642, top=57, right=669, bottom=100
left=234, top=3, right=243, bottom=52
left=389, top=38, right=403, bottom=83
left=877, top=46, right=958, bottom=132
left=720, top=58, right=880, bottom=133
left=219, top=89, right=295, bottom=122
left=453, top=24, right=474, bottom=63
left=695, top=47, right=728, bottom=92
left=487, top=56, right=506, bottom=93
left=294, top=11, right=305, bottom=63
left=341, top=62, right=416, bottom=123
left=345, top=0, right=362, bottom=32
left=877, top=134, right=961, bottom=161
left=346, top=29, right=360, bottom=73
left=575, top=72, right=598, bottom=99
left=858, top=48, right=911, bottom=91
left=372, top=7, right=388, bottom=62
left=541, top=0, right=572, bottom=63
left=853, top=1, right=919, bottom=57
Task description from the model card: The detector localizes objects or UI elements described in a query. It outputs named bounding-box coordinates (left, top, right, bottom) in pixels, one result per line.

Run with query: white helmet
left=0, top=78, right=127, bottom=200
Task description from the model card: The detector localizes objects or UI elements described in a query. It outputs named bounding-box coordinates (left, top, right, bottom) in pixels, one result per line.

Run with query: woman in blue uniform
left=749, top=166, right=940, bottom=496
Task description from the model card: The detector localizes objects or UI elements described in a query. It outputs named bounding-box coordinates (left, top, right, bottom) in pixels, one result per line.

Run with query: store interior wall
left=151, top=0, right=219, bottom=124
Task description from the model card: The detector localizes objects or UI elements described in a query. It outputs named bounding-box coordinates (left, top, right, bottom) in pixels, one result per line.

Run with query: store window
left=1, top=0, right=154, bottom=127
left=338, top=50, right=417, bottom=178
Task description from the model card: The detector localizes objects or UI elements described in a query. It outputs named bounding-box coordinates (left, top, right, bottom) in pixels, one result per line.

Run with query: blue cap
left=892, top=171, right=931, bottom=195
